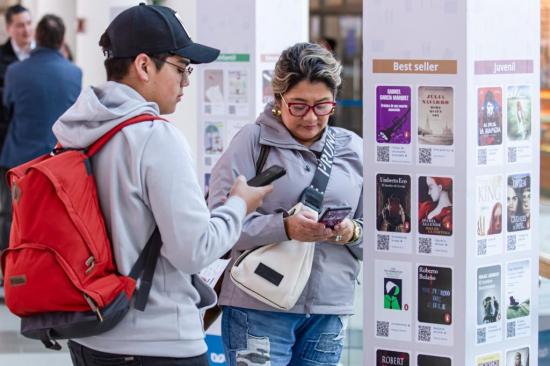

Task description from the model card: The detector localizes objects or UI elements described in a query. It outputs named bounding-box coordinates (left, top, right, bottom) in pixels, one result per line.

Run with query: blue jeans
left=68, top=340, right=209, bottom=366
left=221, top=306, right=349, bottom=366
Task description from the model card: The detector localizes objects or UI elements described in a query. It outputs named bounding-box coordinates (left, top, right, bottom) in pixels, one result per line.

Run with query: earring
left=271, top=107, right=282, bottom=117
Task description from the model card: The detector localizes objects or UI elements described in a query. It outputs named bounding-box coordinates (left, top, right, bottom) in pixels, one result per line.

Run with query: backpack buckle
left=85, top=256, right=95, bottom=275
left=41, top=337, right=61, bottom=351
left=83, top=293, right=104, bottom=322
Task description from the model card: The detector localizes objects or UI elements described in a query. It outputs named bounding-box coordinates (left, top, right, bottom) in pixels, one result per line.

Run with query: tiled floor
left=0, top=299, right=71, bottom=365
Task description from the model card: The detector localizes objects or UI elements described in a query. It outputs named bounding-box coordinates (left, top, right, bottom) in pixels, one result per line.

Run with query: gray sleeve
left=142, top=125, right=247, bottom=274
left=345, top=184, right=363, bottom=260
left=345, top=133, right=363, bottom=260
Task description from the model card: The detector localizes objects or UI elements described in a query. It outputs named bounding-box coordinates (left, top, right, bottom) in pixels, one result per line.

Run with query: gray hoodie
left=208, top=104, right=363, bottom=315
left=52, top=81, right=246, bottom=357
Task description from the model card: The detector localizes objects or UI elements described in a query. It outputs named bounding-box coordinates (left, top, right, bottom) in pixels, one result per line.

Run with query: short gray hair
left=272, top=42, right=342, bottom=100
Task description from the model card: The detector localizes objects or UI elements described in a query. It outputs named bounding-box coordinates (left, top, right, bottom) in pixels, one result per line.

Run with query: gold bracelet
left=349, top=220, right=362, bottom=243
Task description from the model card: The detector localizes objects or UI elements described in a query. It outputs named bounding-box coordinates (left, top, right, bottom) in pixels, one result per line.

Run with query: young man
left=53, top=4, right=272, bottom=365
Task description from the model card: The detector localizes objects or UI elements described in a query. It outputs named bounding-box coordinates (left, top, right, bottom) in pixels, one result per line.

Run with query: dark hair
left=98, top=31, right=169, bottom=81
left=319, top=37, right=337, bottom=52
left=35, top=14, right=65, bottom=49
left=5, top=5, right=29, bottom=25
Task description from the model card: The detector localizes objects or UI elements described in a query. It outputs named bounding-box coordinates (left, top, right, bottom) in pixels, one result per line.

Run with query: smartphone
left=247, top=165, right=286, bottom=187
left=318, top=206, right=352, bottom=229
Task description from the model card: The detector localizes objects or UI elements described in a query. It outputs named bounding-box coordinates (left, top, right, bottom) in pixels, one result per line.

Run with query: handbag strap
left=299, top=127, right=337, bottom=212
left=255, top=144, right=271, bottom=175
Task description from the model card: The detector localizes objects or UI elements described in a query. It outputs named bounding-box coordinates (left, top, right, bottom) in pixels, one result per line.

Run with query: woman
left=208, top=42, right=363, bottom=366
left=418, top=176, right=453, bottom=235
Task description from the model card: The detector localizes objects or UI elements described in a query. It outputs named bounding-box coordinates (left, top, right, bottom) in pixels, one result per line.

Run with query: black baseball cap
left=103, top=3, right=220, bottom=64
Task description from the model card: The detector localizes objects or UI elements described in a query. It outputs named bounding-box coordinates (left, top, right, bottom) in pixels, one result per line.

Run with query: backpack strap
left=87, top=114, right=166, bottom=311
left=129, top=227, right=162, bottom=311
left=255, top=144, right=270, bottom=175
left=87, top=114, right=166, bottom=157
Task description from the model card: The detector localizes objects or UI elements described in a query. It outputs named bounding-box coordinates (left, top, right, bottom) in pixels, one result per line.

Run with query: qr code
left=418, top=325, right=431, bottom=342
left=204, top=105, right=212, bottom=114
left=418, top=237, right=432, bottom=254
left=507, top=321, right=516, bottom=338
left=204, top=157, right=212, bottom=166
left=229, top=105, right=236, bottom=115
left=478, top=149, right=487, bottom=165
left=508, top=147, right=517, bottom=163
left=507, top=235, right=517, bottom=251
left=377, top=234, right=390, bottom=251
left=477, top=327, right=486, bottom=344
left=419, top=148, right=432, bottom=164
left=376, top=321, right=389, bottom=337
left=377, top=146, right=390, bottom=162
left=477, top=239, right=487, bottom=256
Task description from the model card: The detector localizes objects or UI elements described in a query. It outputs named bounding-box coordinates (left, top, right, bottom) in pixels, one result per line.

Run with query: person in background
left=0, top=4, right=34, bottom=253
left=208, top=42, right=363, bottom=366
left=0, top=4, right=34, bottom=149
left=318, top=36, right=337, bottom=54
left=52, top=4, right=272, bottom=365
left=0, top=14, right=81, bottom=252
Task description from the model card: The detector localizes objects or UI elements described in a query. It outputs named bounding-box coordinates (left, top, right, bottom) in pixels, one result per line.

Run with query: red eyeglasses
left=281, top=95, right=336, bottom=117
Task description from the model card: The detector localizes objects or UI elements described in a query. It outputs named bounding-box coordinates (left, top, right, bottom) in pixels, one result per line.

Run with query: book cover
left=476, top=353, right=501, bottom=366
left=477, top=265, right=501, bottom=325
left=478, top=87, right=503, bottom=146
left=418, top=354, right=452, bottom=366
left=377, top=350, right=409, bottom=366
left=418, top=265, right=452, bottom=325
left=418, top=176, right=453, bottom=236
left=417, top=86, right=454, bottom=146
left=376, top=174, right=411, bottom=233
left=506, top=347, right=529, bottom=366
left=507, top=85, right=531, bottom=141
left=376, top=86, right=411, bottom=144
left=506, top=260, right=530, bottom=320
left=477, top=175, right=503, bottom=237
left=507, top=174, right=531, bottom=232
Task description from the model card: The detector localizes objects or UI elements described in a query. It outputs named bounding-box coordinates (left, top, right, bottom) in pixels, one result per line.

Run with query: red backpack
left=0, top=114, right=164, bottom=350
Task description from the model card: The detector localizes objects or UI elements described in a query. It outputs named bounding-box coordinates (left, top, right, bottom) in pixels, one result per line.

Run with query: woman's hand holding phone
left=283, top=210, right=332, bottom=242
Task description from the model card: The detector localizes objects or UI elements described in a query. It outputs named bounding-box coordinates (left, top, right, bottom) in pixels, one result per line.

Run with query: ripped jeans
left=221, top=306, right=349, bottom=366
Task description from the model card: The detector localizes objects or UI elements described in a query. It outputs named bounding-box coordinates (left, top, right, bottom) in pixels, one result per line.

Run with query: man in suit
left=0, top=14, right=81, bottom=251
left=0, top=5, right=34, bottom=148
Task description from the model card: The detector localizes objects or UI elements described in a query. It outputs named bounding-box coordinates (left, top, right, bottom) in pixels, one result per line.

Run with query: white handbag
left=229, top=127, right=337, bottom=310
left=230, top=203, right=317, bottom=310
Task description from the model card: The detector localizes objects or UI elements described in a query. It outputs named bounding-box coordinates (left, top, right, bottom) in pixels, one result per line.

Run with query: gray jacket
left=208, top=104, right=363, bottom=315
left=53, top=82, right=246, bottom=357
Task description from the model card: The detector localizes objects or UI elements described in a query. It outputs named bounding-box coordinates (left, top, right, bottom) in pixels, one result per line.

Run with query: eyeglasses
left=152, top=57, right=193, bottom=84
left=280, top=94, right=336, bottom=117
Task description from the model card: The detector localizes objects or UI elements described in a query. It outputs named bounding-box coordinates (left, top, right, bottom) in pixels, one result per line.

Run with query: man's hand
left=229, top=175, right=272, bottom=214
